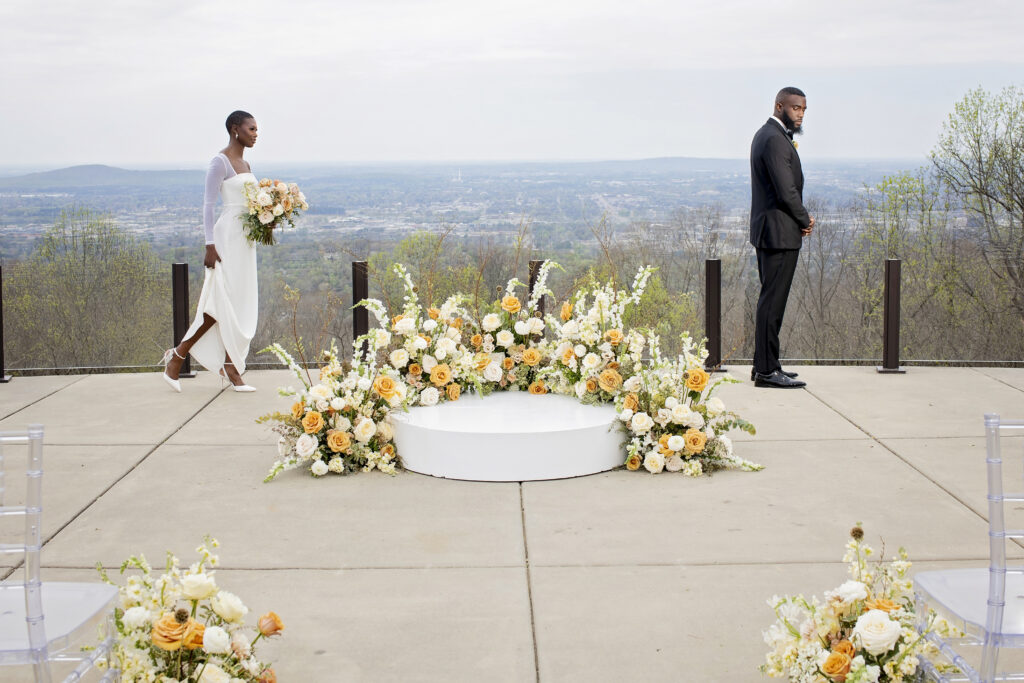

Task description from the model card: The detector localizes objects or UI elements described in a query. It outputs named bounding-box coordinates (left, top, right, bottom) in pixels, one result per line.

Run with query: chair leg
left=980, top=638, right=999, bottom=683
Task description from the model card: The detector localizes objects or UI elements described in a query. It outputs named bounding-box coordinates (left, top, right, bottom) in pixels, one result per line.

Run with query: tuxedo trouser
left=754, top=247, right=800, bottom=375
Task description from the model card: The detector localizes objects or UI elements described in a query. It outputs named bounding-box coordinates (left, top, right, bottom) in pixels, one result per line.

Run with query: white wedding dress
left=183, top=154, right=258, bottom=376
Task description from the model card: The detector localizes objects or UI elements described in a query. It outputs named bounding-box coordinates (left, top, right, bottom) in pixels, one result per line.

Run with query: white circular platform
left=390, top=392, right=625, bottom=481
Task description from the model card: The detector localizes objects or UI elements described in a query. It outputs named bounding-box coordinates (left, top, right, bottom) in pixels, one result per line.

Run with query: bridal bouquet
left=242, top=178, right=307, bottom=245
left=97, top=537, right=282, bottom=682
left=761, top=526, right=957, bottom=683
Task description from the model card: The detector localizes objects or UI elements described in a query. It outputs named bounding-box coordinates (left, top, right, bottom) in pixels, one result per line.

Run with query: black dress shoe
left=754, top=370, right=807, bottom=388
left=750, top=368, right=799, bottom=381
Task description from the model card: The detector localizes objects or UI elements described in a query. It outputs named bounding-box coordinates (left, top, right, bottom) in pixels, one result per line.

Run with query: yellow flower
left=290, top=401, right=304, bottom=420
left=528, top=380, right=548, bottom=395
left=502, top=357, right=515, bottom=371
left=183, top=619, right=205, bottom=651
left=625, top=453, right=642, bottom=471
left=604, top=329, right=624, bottom=346
left=821, top=651, right=851, bottom=679
left=151, top=611, right=188, bottom=651
left=407, top=363, right=422, bottom=376
left=451, top=317, right=464, bottom=330
left=501, top=295, right=521, bottom=314
left=474, top=352, right=490, bottom=371
left=864, top=597, right=901, bottom=613
left=427, top=307, right=440, bottom=320
left=471, top=334, right=483, bottom=348
left=446, top=383, right=461, bottom=401
left=560, top=346, right=575, bottom=364
left=683, top=428, right=706, bottom=454
left=685, top=367, right=709, bottom=393
left=598, top=368, right=623, bottom=393
left=623, top=393, right=639, bottom=412
left=833, top=640, right=856, bottom=658
left=373, top=375, right=397, bottom=400
left=302, top=411, right=325, bottom=434
left=560, top=301, right=573, bottom=321
left=430, top=363, right=452, bottom=386
left=326, top=430, right=351, bottom=453
left=257, top=612, right=284, bottom=637
left=585, top=377, right=598, bottom=393
left=522, top=348, right=542, bottom=367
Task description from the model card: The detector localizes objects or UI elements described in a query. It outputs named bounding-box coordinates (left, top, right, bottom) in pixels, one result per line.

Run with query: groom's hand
left=204, top=244, right=222, bottom=268
left=802, top=215, right=815, bottom=236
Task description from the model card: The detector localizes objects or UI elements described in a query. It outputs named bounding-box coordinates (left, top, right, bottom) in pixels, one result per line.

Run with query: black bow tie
left=785, top=130, right=794, bottom=140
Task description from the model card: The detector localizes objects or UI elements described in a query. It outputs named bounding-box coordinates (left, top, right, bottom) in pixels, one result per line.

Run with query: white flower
left=377, top=420, right=394, bottom=442
left=514, top=320, right=529, bottom=335
left=258, top=210, right=274, bottom=225
left=670, top=404, right=692, bottom=424
left=664, top=396, right=679, bottom=409
left=386, top=381, right=408, bottom=407
left=445, top=327, right=461, bottom=340
left=853, top=609, right=902, bottom=656
left=630, top=412, right=654, bottom=434
left=412, top=335, right=428, bottom=350
left=623, top=376, right=641, bottom=392
left=665, top=455, right=684, bottom=472
left=706, top=397, right=725, bottom=415
left=230, top=631, right=251, bottom=658
left=181, top=572, right=217, bottom=600
left=122, top=606, right=150, bottom=631
left=836, top=579, right=868, bottom=603
left=643, top=451, right=665, bottom=473
left=295, top=433, right=318, bottom=459
left=203, top=625, right=231, bottom=654
left=422, top=354, right=438, bottom=372
left=357, top=377, right=372, bottom=391
left=574, top=381, right=588, bottom=399
left=496, top=330, right=515, bottom=348
left=561, top=321, right=580, bottom=338
left=315, top=398, right=329, bottom=412
left=483, top=362, right=503, bottom=382
left=619, top=408, right=634, bottom=422
left=390, top=349, right=410, bottom=369
left=423, top=319, right=438, bottom=333
left=272, top=203, right=284, bottom=217
left=482, top=313, right=501, bottom=332
left=419, top=387, right=440, bottom=406
left=334, top=415, right=351, bottom=431
left=276, top=435, right=291, bottom=456
left=436, top=338, right=457, bottom=358
left=667, top=435, right=685, bottom=451
left=311, top=459, right=328, bottom=476
left=573, top=343, right=586, bottom=357
left=309, top=383, right=332, bottom=401
left=375, top=328, right=391, bottom=347
left=353, top=418, right=377, bottom=443
left=655, top=408, right=672, bottom=425
left=582, top=353, right=601, bottom=371
left=394, top=317, right=416, bottom=335
left=686, top=411, right=705, bottom=430
left=198, top=663, right=232, bottom=683
left=328, top=457, right=345, bottom=473
left=528, top=317, right=545, bottom=335
left=256, top=191, right=273, bottom=206
left=211, top=591, right=248, bottom=623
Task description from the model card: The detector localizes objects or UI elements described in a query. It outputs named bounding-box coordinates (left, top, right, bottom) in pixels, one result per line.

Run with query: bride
left=162, top=110, right=260, bottom=392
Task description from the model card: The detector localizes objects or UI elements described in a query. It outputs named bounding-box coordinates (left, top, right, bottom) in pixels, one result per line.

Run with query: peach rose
left=560, top=301, right=573, bottom=321
left=864, top=597, right=901, bottom=613
left=598, top=368, right=623, bottom=393
left=623, top=393, right=640, bottom=412
left=257, top=612, right=284, bottom=637
left=528, top=380, right=548, bottom=395
left=683, top=428, right=707, bottom=454
left=430, top=363, right=452, bottom=386
left=407, top=363, right=422, bottom=376
left=258, top=670, right=278, bottom=683
left=625, top=453, right=642, bottom=471
left=427, top=307, right=440, bottom=320
left=585, top=377, right=598, bottom=393
left=522, top=348, right=542, bottom=367
left=151, top=611, right=188, bottom=651
left=373, top=375, right=397, bottom=400
left=301, top=411, right=324, bottom=434
left=183, top=619, right=205, bottom=650
left=446, top=383, right=461, bottom=401
left=604, top=329, right=624, bottom=346
left=326, top=430, right=351, bottom=453
left=685, top=367, right=709, bottom=393
left=832, top=640, right=856, bottom=658
left=471, top=334, right=483, bottom=348
left=290, top=401, right=304, bottom=420
left=451, top=317, right=464, bottom=330
left=821, top=651, right=851, bottom=680
left=502, top=357, right=515, bottom=371
left=501, top=295, right=521, bottom=314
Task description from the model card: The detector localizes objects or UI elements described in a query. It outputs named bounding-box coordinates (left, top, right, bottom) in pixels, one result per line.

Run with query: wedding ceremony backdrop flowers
left=97, top=537, right=282, bottom=682
left=242, top=177, right=307, bottom=245
left=761, top=526, right=958, bottom=683
left=259, top=261, right=758, bottom=480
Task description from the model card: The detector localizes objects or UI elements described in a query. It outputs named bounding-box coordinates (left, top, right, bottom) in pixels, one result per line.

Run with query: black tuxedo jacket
left=749, top=119, right=810, bottom=250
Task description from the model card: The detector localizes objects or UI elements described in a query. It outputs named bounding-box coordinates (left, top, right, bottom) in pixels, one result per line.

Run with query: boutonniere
left=792, top=140, right=799, bottom=149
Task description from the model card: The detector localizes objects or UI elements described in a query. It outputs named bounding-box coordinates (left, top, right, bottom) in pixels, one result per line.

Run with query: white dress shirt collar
left=770, top=116, right=789, bottom=134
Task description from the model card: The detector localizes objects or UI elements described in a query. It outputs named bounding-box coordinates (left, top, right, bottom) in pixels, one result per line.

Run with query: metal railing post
left=353, top=261, right=369, bottom=358
left=704, top=258, right=723, bottom=372
left=876, top=258, right=906, bottom=373
left=528, top=259, right=546, bottom=317
left=1, top=265, right=11, bottom=382
left=172, top=263, right=195, bottom=378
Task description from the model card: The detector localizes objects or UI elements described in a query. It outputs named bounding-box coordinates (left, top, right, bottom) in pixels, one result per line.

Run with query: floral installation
left=761, top=525, right=959, bottom=683
left=259, top=261, right=760, bottom=478
left=242, top=178, right=307, bottom=246
left=96, top=537, right=282, bottom=682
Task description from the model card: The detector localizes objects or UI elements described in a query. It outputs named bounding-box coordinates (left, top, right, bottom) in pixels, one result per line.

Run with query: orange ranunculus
left=302, top=411, right=325, bottom=434
left=373, top=375, right=398, bottom=400
left=623, top=393, right=640, bottom=412
left=447, top=383, right=461, bottom=401
left=560, top=301, right=573, bottom=321
left=598, top=368, right=623, bottom=393
left=471, top=334, right=483, bottom=348
left=407, top=363, right=422, bottom=376
left=683, top=428, right=707, bottom=454
left=381, top=443, right=396, bottom=459
left=257, top=612, right=284, bottom=637
left=604, top=329, right=624, bottom=346
left=183, top=619, right=205, bottom=650
left=501, top=295, right=521, bottom=314
left=522, top=348, right=542, bottom=367
left=502, top=357, right=515, bottom=371
left=151, top=611, right=188, bottom=651
left=528, top=380, right=548, bottom=395
left=832, top=640, right=856, bottom=658
left=451, top=317, right=463, bottom=330
left=427, top=307, right=440, bottom=320
left=865, top=597, right=901, bottom=613
left=821, top=651, right=852, bottom=680
left=326, top=430, right=351, bottom=453
left=685, top=367, right=709, bottom=393
left=430, top=363, right=452, bottom=386
left=560, top=346, right=575, bottom=364
left=585, top=377, right=599, bottom=393
left=291, top=401, right=304, bottom=420
left=258, top=670, right=278, bottom=683
left=474, top=352, right=490, bottom=371
left=625, top=453, right=642, bottom=471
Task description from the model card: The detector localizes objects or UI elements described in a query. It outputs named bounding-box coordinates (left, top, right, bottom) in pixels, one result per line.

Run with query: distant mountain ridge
left=0, top=164, right=201, bottom=189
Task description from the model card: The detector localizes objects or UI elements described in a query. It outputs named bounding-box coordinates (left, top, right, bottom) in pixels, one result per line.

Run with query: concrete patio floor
left=2, top=365, right=1023, bottom=682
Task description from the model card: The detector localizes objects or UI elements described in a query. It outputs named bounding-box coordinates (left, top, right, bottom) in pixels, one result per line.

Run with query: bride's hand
left=204, top=244, right=222, bottom=269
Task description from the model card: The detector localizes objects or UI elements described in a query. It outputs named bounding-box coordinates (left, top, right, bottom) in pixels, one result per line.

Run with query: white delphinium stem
left=260, top=343, right=308, bottom=390
left=527, top=260, right=561, bottom=310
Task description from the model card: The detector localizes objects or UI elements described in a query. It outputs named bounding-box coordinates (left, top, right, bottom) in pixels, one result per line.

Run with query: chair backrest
left=0, top=424, right=49, bottom=677
left=985, top=414, right=1024, bottom=641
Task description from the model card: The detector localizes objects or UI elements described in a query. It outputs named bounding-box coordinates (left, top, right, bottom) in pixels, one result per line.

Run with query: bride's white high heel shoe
left=220, top=363, right=256, bottom=393
left=160, top=348, right=186, bottom=393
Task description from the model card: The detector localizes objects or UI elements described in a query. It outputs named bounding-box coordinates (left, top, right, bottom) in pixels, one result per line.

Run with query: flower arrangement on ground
left=242, top=178, right=307, bottom=245
left=761, top=525, right=958, bottom=683
left=259, top=261, right=760, bottom=478
left=97, top=537, right=282, bottom=682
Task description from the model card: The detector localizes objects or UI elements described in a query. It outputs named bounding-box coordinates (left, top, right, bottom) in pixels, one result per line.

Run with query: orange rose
left=373, top=375, right=397, bottom=400
left=427, top=307, right=440, bottom=320
left=302, top=411, right=325, bottom=434
left=685, top=367, right=709, bottom=393
left=560, top=301, right=573, bottom=321
left=258, top=670, right=278, bottom=683
left=326, top=430, right=351, bottom=453
left=502, top=357, right=515, bottom=371
left=430, top=363, right=452, bottom=386
left=598, top=368, right=622, bottom=393
left=832, top=640, right=856, bottom=658
left=585, top=377, right=598, bottom=393
left=606, top=361, right=620, bottom=370
left=522, top=348, right=542, bottom=367
left=625, top=453, right=642, bottom=471
left=381, top=443, right=396, bottom=459
left=865, top=597, right=901, bottom=613
left=151, top=611, right=188, bottom=651
left=471, top=334, right=483, bottom=348
left=623, top=393, right=640, bottom=412
left=258, top=612, right=284, bottom=637
left=821, top=651, right=851, bottom=680
left=290, top=401, right=304, bottom=420
left=528, top=380, right=548, bottom=395
left=408, top=363, right=422, bottom=376
left=683, top=428, right=706, bottom=454
left=447, top=383, right=461, bottom=401
left=501, top=295, right=521, bottom=314
left=604, top=329, right=624, bottom=346
left=451, top=317, right=464, bottom=330
left=183, top=619, right=205, bottom=650
left=474, top=352, right=490, bottom=371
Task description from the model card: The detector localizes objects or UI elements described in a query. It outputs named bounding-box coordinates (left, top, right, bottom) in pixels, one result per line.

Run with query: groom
left=749, top=87, right=813, bottom=388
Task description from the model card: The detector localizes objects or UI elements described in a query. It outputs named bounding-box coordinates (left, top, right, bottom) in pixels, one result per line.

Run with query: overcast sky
left=1, top=0, right=1021, bottom=168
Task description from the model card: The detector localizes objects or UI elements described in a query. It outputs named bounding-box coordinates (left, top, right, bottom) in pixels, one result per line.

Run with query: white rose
left=198, top=664, right=232, bottom=683
left=656, top=408, right=672, bottom=425
left=256, top=191, right=273, bottom=206
left=422, top=354, right=438, bottom=372
left=375, top=328, right=391, bottom=347
left=514, top=320, right=529, bottom=335
left=665, top=455, right=684, bottom=472
left=496, top=330, right=515, bottom=347
left=258, top=209, right=274, bottom=225
left=667, top=435, right=685, bottom=452
left=528, top=317, right=545, bottom=335
left=295, top=433, right=318, bottom=459
left=423, top=319, right=438, bottom=333
left=687, top=412, right=705, bottom=430
left=573, top=343, right=586, bottom=357
left=623, top=376, right=641, bottom=392
left=357, top=377, right=372, bottom=391
left=353, top=418, right=377, bottom=443
left=328, top=457, right=345, bottom=473
left=630, top=412, right=654, bottom=434
left=562, top=321, right=580, bottom=338
left=618, top=407, right=634, bottom=422
left=230, top=632, right=251, bottom=658
left=334, top=415, right=351, bottom=431
left=419, top=387, right=440, bottom=406
left=664, top=396, right=679, bottom=409
left=272, top=203, right=284, bottom=217
left=446, top=327, right=461, bottom=340
left=582, top=353, right=601, bottom=371
left=482, top=313, right=501, bottom=332
left=311, top=459, right=328, bottom=476
left=122, top=605, right=150, bottom=631
left=837, top=580, right=869, bottom=604
left=394, top=317, right=416, bottom=335
left=412, top=335, right=428, bottom=350
left=309, top=383, right=332, bottom=401
left=386, top=381, right=407, bottom=407
left=483, top=362, right=503, bottom=382
left=574, top=381, right=588, bottom=399
left=211, top=591, right=248, bottom=623
left=329, top=397, right=346, bottom=411
left=706, top=397, right=725, bottom=415
left=436, top=338, right=457, bottom=357
left=377, top=420, right=395, bottom=442
left=853, top=609, right=903, bottom=656
left=643, top=451, right=665, bottom=473
left=203, top=625, right=231, bottom=654
left=390, top=349, right=409, bottom=369
left=315, top=398, right=329, bottom=412
left=181, top=573, right=217, bottom=600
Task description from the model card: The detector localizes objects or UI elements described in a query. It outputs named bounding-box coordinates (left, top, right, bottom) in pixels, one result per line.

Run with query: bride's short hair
left=225, top=110, right=254, bottom=134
